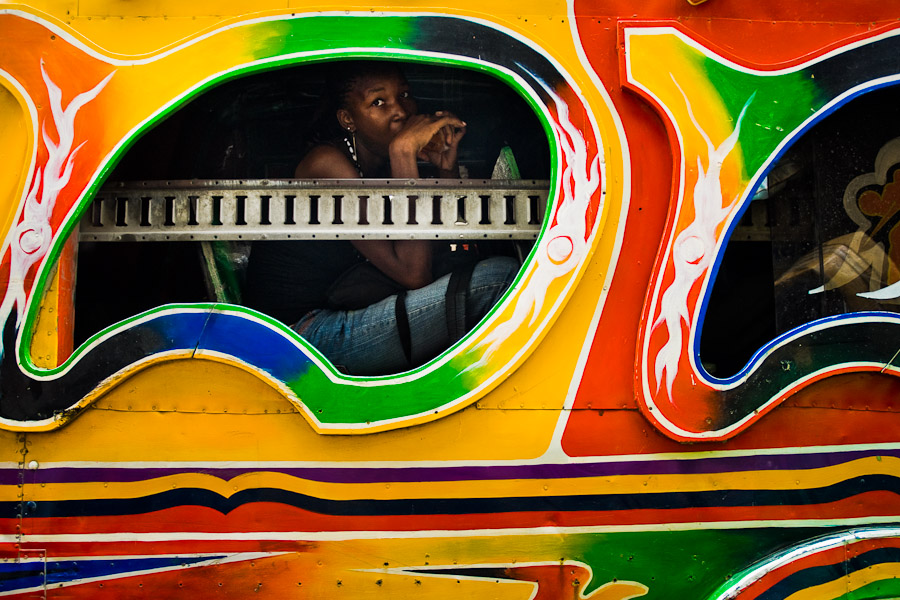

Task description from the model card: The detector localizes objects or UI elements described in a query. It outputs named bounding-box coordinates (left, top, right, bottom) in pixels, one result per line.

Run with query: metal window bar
left=80, top=179, right=551, bottom=242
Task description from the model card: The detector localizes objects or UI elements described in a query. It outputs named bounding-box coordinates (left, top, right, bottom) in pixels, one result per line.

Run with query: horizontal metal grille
left=79, top=179, right=551, bottom=242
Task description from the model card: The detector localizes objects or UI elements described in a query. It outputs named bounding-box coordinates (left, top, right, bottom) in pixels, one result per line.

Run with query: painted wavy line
left=10, top=448, right=900, bottom=484
left=754, top=546, right=900, bottom=600
left=14, top=474, right=900, bottom=518
left=0, top=64, right=112, bottom=358
left=0, top=555, right=225, bottom=593
left=16, top=455, right=900, bottom=505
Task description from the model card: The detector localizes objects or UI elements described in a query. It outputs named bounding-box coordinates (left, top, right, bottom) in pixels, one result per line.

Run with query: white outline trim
left=541, top=0, right=633, bottom=459
left=11, top=439, right=900, bottom=470
left=13, top=519, right=900, bottom=544
left=0, top=9, right=615, bottom=435
left=711, top=526, right=900, bottom=600
left=0, top=551, right=286, bottom=597
left=625, top=26, right=900, bottom=440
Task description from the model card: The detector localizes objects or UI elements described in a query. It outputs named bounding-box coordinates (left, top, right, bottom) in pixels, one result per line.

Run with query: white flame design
left=0, top=62, right=112, bottom=355
left=471, top=81, right=602, bottom=365
left=651, top=78, right=753, bottom=398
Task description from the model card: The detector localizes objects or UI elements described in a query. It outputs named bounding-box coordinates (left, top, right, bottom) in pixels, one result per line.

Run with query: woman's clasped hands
left=390, top=111, right=466, bottom=177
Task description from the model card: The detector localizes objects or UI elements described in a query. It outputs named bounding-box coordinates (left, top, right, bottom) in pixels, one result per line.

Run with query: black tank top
left=244, top=240, right=361, bottom=324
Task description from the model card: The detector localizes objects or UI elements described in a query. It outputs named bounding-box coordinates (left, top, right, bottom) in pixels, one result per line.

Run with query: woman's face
left=338, top=71, right=418, bottom=157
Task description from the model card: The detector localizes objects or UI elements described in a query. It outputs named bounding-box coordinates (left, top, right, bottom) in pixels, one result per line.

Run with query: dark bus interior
left=700, top=84, right=900, bottom=378
left=73, top=60, right=551, bottom=345
left=70, top=62, right=900, bottom=376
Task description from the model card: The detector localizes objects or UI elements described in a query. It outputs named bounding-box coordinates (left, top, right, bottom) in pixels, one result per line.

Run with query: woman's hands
left=389, top=111, right=466, bottom=178
left=417, top=111, right=467, bottom=176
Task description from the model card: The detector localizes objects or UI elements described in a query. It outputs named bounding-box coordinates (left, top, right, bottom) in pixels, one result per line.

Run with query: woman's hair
left=304, top=60, right=406, bottom=148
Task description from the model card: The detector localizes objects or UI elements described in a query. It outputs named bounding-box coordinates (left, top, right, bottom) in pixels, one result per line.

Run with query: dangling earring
left=344, top=128, right=363, bottom=176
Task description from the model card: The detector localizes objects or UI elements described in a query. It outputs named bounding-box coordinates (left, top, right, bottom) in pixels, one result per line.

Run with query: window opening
left=701, top=85, right=900, bottom=377
left=70, top=60, right=551, bottom=376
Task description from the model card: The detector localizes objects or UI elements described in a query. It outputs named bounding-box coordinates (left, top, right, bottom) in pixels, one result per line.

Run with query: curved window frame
left=627, top=24, right=900, bottom=442
left=0, top=12, right=609, bottom=433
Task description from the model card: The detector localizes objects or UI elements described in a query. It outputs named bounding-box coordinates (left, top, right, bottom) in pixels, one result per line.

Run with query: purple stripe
left=6, top=448, right=899, bottom=485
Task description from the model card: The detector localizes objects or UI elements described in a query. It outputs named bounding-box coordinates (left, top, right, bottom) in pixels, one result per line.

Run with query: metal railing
left=80, top=179, right=551, bottom=242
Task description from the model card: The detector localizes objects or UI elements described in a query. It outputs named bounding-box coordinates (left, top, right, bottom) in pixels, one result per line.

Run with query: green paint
left=20, top=13, right=568, bottom=429
left=577, top=528, right=821, bottom=599
left=701, top=57, right=823, bottom=180
left=257, top=16, right=419, bottom=57
left=292, top=357, right=471, bottom=424
left=845, top=577, right=900, bottom=600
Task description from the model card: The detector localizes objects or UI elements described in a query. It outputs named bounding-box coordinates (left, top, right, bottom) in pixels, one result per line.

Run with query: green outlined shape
left=10, top=13, right=608, bottom=432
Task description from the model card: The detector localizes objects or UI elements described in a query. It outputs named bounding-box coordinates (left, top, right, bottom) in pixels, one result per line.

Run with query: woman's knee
left=467, top=256, right=519, bottom=316
left=471, top=256, right=519, bottom=291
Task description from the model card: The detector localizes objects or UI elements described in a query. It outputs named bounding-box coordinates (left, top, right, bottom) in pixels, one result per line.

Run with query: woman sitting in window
left=245, top=61, right=519, bottom=375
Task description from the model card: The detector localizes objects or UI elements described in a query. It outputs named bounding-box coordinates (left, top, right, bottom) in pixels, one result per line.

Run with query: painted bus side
left=1, top=1, right=900, bottom=598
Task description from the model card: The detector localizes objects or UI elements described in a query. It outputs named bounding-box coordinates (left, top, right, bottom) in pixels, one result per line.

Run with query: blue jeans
left=294, top=256, right=519, bottom=375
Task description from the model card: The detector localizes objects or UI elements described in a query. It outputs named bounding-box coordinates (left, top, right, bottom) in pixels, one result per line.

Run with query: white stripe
left=11, top=440, right=900, bottom=471
left=0, top=552, right=287, bottom=597
left=712, top=526, right=900, bottom=600
left=14, top=517, right=900, bottom=544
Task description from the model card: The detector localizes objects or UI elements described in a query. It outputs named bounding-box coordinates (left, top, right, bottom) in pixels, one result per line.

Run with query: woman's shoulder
left=295, top=144, right=359, bottom=178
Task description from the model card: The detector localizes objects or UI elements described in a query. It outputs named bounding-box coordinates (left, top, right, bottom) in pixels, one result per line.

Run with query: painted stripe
left=12, top=456, right=900, bottom=503
left=7, top=447, right=900, bottom=485
left=762, top=547, right=900, bottom=600
left=10, top=473, right=900, bottom=518
left=11, top=522, right=900, bottom=545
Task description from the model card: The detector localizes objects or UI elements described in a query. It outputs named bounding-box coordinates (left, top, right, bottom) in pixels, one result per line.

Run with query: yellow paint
left=224, top=538, right=648, bottom=600
left=0, top=432, right=23, bottom=494
left=477, top=261, right=610, bottom=411
left=784, top=561, right=900, bottom=600
left=0, top=79, right=33, bottom=262
left=25, top=359, right=559, bottom=462
left=2, top=0, right=629, bottom=442
left=628, top=34, right=732, bottom=141
left=588, top=581, right=650, bottom=600
left=9, top=0, right=574, bottom=57
left=22, top=454, right=900, bottom=504
left=0, top=1, right=624, bottom=436
left=29, top=260, right=61, bottom=368
left=218, top=550, right=539, bottom=600
left=23, top=201, right=619, bottom=450
left=628, top=31, right=748, bottom=235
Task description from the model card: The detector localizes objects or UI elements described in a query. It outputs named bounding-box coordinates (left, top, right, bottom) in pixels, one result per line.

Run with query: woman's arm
left=294, top=145, right=361, bottom=179
left=295, top=144, right=434, bottom=289
left=367, top=113, right=464, bottom=287
left=389, top=112, right=466, bottom=178
left=352, top=239, right=433, bottom=289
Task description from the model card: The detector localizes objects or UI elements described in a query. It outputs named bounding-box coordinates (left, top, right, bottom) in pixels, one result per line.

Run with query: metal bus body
left=1, top=1, right=899, bottom=598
